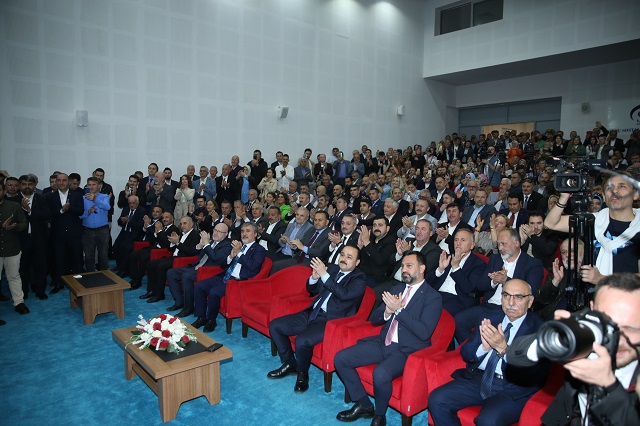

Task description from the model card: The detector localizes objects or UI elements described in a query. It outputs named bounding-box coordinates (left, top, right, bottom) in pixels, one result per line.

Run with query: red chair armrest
left=134, top=241, right=150, bottom=251
left=150, top=248, right=171, bottom=260
left=196, top=265, right=224, bottom=281
left=172, top=256, right=198, bottom=268
left=424, top=348, right=466, bottom=391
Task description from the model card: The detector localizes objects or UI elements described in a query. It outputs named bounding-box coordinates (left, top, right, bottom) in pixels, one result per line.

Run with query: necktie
left=223, top=244, right=247, bottom=283
left=195, top=242, right=216, bottom=270
left=127, top=210, right=134, bottom=231
left=509, top=214, right=515, bottom=227
left=329, top=236, right=346, bottom=264
left=480, top=322, right=513, bottom=399
left=384, top=286, right=413, bottom=346
left=523, top=195, right=529, bottom=209
left=310, top=272, right=343, bottom=320
left=297, top=230, right=319, bottom=263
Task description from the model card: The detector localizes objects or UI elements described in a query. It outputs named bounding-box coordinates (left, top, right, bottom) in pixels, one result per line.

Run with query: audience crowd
left=1, top=122, right=639, bottom=425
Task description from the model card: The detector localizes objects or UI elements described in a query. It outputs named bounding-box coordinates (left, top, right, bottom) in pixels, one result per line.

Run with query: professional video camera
left=506, top=308, right=620, bottom=369
left=477, top=146, right=488, bottom=161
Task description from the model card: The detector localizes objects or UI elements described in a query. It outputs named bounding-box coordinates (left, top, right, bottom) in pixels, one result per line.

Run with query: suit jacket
left=170, top=229, right=200, bottom=257
left=455, top=311, right=547, bottom=401
left=45, top=190, right=84, bottom=238
left=202, top=177, right=217, bottom=201
left=116, top=206, right=147, bottom=241
left=460, top=204, right=496, bottom=231
left=389, top=241, right=441, bottom=278
left=278, top=220, right=313, bottom=252
left=215, top=175, right=238, bottom=205
left=521, top=229, right=560, bottom=269
left=330, top=208, right=353, bottom=233
left=478, top=252, right=545, bottom=301
left=260, top=219, right=287, bottom=252
left=142, top=219, right=159, bottom=242
left=148, top=224, right=180, bottom=249
left=370, top=198, right=383, bottom=216
left=541, top=362, right=640, bottom=426
left=359, top=233, right=397, bottom=282
left=117, top=188, right=147, bottom=209
left=499, top=208, right=530, bottom=229
left=306, top=264, right=366, bottom=321
left=20, top=193, right=51, bottom=243
left=298, top=226, right=331, bottom=260
left=521, top=192, right=543, bottom=212
left=223, top=242, right=266, bottom=280
left=193, top=238, right=232, bottom=268
left=386, top=212, right=404, bottom=235
left=396, top=213, right=438, bottom=240
left=146, top=184, right=174, bottom=213
left=323, top=231, right=360, bottom=264
left=367, top=281, right=443, bottom=355
left=426, top=252, right=487, bottom=311
left=432, top=221, right=474, bottom=255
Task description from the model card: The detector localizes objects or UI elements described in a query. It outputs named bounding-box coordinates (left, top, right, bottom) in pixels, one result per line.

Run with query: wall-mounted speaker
left=581, top=102, right=590, bottom=113
left=277, top=105, right=289, bottom=119
left=76, top=110, right=89, bottom=127
left=397, top=105, right=405, bottom=116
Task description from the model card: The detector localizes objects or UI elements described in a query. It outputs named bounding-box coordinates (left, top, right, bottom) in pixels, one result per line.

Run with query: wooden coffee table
left=112, top=321, right=233, bottom=422
left=62, top=270, right=130, bottom=325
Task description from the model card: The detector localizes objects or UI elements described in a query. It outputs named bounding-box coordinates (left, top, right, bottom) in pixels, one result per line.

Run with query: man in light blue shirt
left=80, top=177, right=111, bottom=271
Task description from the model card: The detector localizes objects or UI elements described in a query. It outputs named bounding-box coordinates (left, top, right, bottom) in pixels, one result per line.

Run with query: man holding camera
left=482, top=147, right=502, bottom=187
left=541, top=273, right=640, bottom=425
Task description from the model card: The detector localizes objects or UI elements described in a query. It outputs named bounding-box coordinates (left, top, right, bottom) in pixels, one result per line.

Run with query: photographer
left=545, top=172, right=640, bottom=278
left=482, top=147, right=503, bottom=187
left=540, top=273, right=640, bottom=425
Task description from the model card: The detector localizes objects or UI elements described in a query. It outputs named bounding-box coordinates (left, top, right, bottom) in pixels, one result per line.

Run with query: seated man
left=428, top=279, right=547, bottom=426
left=192, top=222, right=266, bottom=332
left=166, top=223, right=232, bottom=317
left=454, top=228, right=544, bottom=343
left=129, top=210, right=175, bottom=291
left=273, top=208, right=312, bottom=261
left=267, top=246, right=366, bottom=393
left=142, top=216, right=200, bottom=303
left=427, top=228, right=487, bottom=316
left=357, top=217, right=396, bottom=288
left=334, top=251, right=442, bottom=426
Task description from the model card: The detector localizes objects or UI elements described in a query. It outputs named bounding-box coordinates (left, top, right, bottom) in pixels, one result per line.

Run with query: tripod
left=565, top=212, right=595, bottom=311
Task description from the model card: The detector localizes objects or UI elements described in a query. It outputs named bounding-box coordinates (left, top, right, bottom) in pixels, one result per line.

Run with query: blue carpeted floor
left=0, top=269, right=430, bottom=426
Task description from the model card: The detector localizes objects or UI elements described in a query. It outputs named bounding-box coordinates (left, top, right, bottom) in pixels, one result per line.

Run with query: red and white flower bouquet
left=127, top=314, right=197, bottom=353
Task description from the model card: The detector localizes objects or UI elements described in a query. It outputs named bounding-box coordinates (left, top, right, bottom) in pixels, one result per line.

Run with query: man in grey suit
left=270, top=211, right=331, bottom=273
left=273, top=208, right=313, bottom=261
left=461, top=188, right=496, bottom=231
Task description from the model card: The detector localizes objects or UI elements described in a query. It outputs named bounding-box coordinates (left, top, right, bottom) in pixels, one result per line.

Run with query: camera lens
left=537, top=317, right=599, bottom=362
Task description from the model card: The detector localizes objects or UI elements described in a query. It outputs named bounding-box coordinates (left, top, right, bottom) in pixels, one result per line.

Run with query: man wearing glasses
left=429, top=279, right=547, bottom=426
left=454, top=228, right=544, bottom=343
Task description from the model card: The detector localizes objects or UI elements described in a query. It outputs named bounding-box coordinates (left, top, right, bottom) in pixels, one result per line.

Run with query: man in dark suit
left=368, top=187, right=384, bottom=217
left=192, top=222, right=266, bottom=333
left=429, top=279, right=547, bottom=426
left=166, top=223, right=232, bottom=317
left=139, top=163, right=158, bottom=193
left=112, top=195, right=146, bottom=275
left=519, top=212, right=559, bottom=270
left=357, top=217, right=396, bottom=288
left=460, top=188, right=496, bottom=230
left=129, top=210, right=176, bottom=290
left=145, top=216, right=200, bottom=303
left=520, top=179, right=542, bottom=212
left=146, top=171, right=174, bottom=213
left=270, top=211, right=331, bottom=273
left=454, top=228, right=544, bottom=343
left=45, top=172, right=84, bottom=293
left=427, top=228, right=487, bottom=316
left=433, top=203, right=473, bottom=255
left=382, top=198, right=403, bottom=235
left=18, top=174, right=51, bottom=299
left=215, top=164, right=238, bottom=205
left=323, top=213, right=360, bottom=265
left=116, top=174, right=147, bottom=210
left=267, top=245, right=366, bottom=393
left=499, top=193, right=529, bottom=230
left=329, top=196, right=352, bottom=233
left=334, top=252, right=442, bottom=426
left=259, top=206, right=287, bottom=254
left=540, top=273, right=640, bottom=426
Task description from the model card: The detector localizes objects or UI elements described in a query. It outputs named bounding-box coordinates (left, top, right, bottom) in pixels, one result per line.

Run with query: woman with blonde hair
left=174, top=174, right=195, bottom=219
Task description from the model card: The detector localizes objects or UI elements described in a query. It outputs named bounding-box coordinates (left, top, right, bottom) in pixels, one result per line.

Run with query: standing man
left=268, top=246, right=366, bottom=393
left=429, top=279, right=546, bottom=426
left=334, top=252, right=442, bottom=425
left=0, top=182, right=30, bottom=317
left=80, top=177, right=111, bottom=272
left=215, top=164, right=238, bottom=205
left=166, top=223, right=232, bottom=317
left=192, top=222, right=266, bottom=332
left=192, top=166, right=210, bottom=199
left=146, top=170, right=174, bottom=213
left=113, top=195, right=146, bottom=276
left=45, top=173, right=84, bottom=293
left=275, top=154, right=295, bottom=192
left=248, top=150, right=268, bottom=188
left=203, top=166, right=218, bottom=202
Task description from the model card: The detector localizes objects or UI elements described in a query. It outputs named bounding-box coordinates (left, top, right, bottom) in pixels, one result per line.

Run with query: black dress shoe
left=166, top=303, right=183, bottom=311
left=336, top=403, right=375, bottom=422
left=139, top=291, right=153, bottom=299
left=175, top=308, right=194, bottom=318
left=117, top=270, right=129, bottom=278
left=129, top=280, right=141, bottom=290
left=49, top=285, right=64, bottom=294
left=146, top=296, right=165, bottom=303
left=203, top=320, right=217, bottom=333
left=370, top=415, right=386, bottom=426
left=294, top=371, right=309, bottom=393
left=14, top=303, right=30, bottom=315
left=0, top=319, right=5, bottom=326
left=191, top=317, right=207, bottom=329
left=267, top=361, right=297, bottom=379
left=36, top=293, right=48, bottom=300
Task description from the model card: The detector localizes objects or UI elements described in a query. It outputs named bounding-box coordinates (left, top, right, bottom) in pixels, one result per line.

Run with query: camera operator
left=482, top=147, right=502, bottom=187
left=545, top=172, right=640, bottom=278
left=540, top=273, right=640, bottom=425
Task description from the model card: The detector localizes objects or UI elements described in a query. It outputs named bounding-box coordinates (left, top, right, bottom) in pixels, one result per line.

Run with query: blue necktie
left=309, top=272, right=343, bottom=320
left=223, top=244, right=247, bottom=284
left=480, top=322, right=512, bottom=399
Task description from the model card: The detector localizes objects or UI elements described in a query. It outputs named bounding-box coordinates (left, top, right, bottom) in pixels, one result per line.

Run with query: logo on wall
left=631, top=104, right=640, bottom=124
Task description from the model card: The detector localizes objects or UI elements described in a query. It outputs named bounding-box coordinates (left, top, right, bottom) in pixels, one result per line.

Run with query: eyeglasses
left=501, top=292, right=531, bottom=302
left=212, top=229, right=227, bottom=234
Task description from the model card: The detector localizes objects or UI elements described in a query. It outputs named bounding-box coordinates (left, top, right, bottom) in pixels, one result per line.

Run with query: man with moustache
left=270, top=211, right=331, bottom=272
left=357, top=217, right=397, bottom=288
left=146, top=170, right=174, bottom=213
left=113, top=195, right=146, bottom=276
left=258, top=206, right=287, bottom=254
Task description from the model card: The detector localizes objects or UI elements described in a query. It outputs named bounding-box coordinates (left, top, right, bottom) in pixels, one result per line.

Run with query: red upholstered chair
left=425, top=347, right=563, bottom=426
left=239, top=266, right=312, bottom=341
left=149, top=248, right=171, bottom=261
left=475, top=252, right=490, bottom=264
left=133, top=241, right=150, bottom=251
left=337, top=310, right=455, bottom=426
left=195, top=257, right=272, bottom=334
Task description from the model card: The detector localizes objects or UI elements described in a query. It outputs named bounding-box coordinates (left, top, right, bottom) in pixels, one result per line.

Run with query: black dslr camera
left=536, top=309, right=619, bottom=368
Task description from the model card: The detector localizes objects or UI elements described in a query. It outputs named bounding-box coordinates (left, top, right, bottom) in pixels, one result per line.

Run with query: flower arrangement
left=127, top=314, right=197, bottom=354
